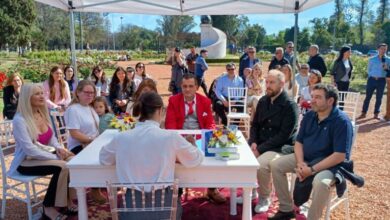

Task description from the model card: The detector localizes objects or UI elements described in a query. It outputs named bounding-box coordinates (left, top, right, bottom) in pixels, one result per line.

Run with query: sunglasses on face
left=248, top=51, right=255, bottom=54
left=227, top=68, right=235, bottom=71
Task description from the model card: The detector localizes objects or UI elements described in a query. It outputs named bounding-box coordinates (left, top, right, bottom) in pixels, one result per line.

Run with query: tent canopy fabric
left=35, top=0, right=331, bottom=15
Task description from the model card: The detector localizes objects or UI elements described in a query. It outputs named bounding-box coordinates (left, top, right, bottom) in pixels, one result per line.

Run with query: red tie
left=187, top=101, right=194, bottom=116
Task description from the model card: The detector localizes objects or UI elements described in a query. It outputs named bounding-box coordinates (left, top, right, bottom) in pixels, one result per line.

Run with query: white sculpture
left=200, top=16, right=227, bottom=59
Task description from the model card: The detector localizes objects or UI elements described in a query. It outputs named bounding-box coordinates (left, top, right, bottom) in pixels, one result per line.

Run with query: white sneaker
left=254, top=197, right=271, bottom=213
left=236, top=190, right=258, bottom=204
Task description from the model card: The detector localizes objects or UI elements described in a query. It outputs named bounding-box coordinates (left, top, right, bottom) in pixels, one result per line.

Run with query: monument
left=200, top=15, right=227, bottom=59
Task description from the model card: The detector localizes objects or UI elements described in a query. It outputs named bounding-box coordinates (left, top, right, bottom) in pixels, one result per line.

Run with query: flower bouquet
left=207, top=127, right=240, bottom=160
left=110, top=113, right=136, bottom=132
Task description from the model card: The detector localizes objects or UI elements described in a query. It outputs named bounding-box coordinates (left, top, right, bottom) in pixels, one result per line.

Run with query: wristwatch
left=310, top=166, right=317, bottom=175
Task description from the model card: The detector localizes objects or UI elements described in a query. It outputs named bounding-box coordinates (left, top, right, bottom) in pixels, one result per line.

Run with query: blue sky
left=109, top=2, right=334, bottom=34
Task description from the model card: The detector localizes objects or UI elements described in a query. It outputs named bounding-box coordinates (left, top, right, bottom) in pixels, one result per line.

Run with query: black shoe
left=268, top=210, right=295, bottom=220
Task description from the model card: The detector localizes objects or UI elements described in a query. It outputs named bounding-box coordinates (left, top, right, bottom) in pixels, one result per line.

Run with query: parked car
left=352, top=50, right=363, bottom=56
left=367, top=50, right=378, bottom=57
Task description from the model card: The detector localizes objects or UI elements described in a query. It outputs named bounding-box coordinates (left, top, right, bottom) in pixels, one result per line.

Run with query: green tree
left=0, top=0, right=36, bottom=49
left=210, top=15, right=248, bottom=46
left=298, top=27, right=311, bottom=52
left=156, top=16, right=196, bottom=48
left=310, top=18, right=332, bottom=49
left=377, top=0, right=390, bottom=24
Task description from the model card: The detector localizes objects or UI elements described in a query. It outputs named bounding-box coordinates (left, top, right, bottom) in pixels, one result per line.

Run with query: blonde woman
left=281, top=64, right=299, bottom=99
left=246, top=63, right=266, bottom=119
left=43, top=66, right=71, bottom=111
left=3, top=72, right=23, bottom=119
left=9, top=84, right=76, bottom=220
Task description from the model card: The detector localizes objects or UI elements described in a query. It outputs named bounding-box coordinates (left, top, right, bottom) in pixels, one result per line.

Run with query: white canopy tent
left=35, top=0, right=332, bottom=86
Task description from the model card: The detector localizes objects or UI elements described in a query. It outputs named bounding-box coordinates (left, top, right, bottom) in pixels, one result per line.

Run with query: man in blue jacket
left=195, top=49, right=209, bottom=95
left=239, top=46, right=260, bottom=82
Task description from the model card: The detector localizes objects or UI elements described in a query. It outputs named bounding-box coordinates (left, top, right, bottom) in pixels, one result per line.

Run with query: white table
left=67, top=129, right=259, bottom=220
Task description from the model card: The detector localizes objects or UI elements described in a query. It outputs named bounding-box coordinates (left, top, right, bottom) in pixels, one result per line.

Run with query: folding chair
left=0, top=120, right=50, bottom=220
left=338, top=91, right=360, bottom=123
left=227, top=87, right=250, bottom=138
left=106, top=179, right=179, bottom=220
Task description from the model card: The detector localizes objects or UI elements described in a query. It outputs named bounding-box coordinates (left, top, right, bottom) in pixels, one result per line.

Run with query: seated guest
left=214, top=63, right=244, bottom=126
left=239, top=46, right=260, bottom=82
left=3, top=72, right=23, bottom=119
left=126, top=66, right=135, bottom=81
left=43, top=66, right=71, bottom=111
left=89, top=66, right=109, bottom=97
left=269, top=47, right=289, bottom=71
left=109, top=67, right=135, bottom=114
left=165, top=74, right=215, bottom=130
left=295, top=63, right=310, bottom=96
left=246, top=63, right=265, bottom=115
left=133, top=62, right=152, bottom=91
left=299, top=69, right=322, bottom=110
left=268, top=84, right=353, bottom=220
left=100, top=92, right=204, bottom=220
left=281, top=64, right=299, bottom=99
left=93, top=96, right=115, bottom=134
left=126, top=78, right=157, bottom=117
left=248, top=70, right=299, bottom=213
left=64, top=66, right=78, bottom=95
left=64, top=80, right=104, bottom=203
left=9, top=84, right=76, bottom=220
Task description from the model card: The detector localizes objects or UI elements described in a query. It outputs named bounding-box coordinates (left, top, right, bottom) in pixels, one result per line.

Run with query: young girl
left=93, top=96, right=115, bottom=134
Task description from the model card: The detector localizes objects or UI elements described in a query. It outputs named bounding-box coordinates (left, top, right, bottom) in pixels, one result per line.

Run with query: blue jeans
left=362, top=77, right=386, bottom=114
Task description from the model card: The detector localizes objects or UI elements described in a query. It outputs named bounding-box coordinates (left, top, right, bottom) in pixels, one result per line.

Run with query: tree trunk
left=358, top=0, right=367, bottom=46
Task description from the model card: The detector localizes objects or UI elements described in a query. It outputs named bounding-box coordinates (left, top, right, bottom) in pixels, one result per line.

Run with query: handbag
left=35, top=142, right=56, bottom=154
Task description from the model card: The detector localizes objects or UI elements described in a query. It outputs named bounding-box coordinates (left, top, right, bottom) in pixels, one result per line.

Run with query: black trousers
left=336, top=81, right=350, bottom=92
left=213, top=100, right=229, bottom=126
left=196, top=76, right=208, bottom=96
left=70, top=145, right=83, bottom=155
left=17, top=165, right=63, bottom=207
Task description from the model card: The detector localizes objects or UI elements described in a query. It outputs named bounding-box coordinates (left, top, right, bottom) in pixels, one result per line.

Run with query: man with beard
left=248, top=70, right=299, bottom=214
left=268, top=84, right=353, bottom=220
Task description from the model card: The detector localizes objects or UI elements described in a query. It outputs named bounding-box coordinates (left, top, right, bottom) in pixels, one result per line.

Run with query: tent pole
left=69, top=2, right=78, bottom=78
left=292, top=1, right=299, bottom=100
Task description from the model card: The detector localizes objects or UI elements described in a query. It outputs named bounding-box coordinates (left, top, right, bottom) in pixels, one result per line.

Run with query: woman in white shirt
left=9, top=84, right=75, bottom=220
left=43, top=66, right=71, bottom=110
left=100, top=92, right=204, bottom=219
left=281, top=64, right=299, bottom=100
left=64, top=80, right=99, bottom=155
left=89, top=66, right=109, bottom=97
left=133, top=62, right=152, bottom=90
left=299, top=69, right=322, bottom=111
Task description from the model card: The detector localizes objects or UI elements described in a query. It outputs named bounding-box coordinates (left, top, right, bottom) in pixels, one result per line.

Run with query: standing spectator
left=9, top=84, right=76, bottom=220
left=214, top=63, right=244, bottom=126
left=43, top=66, right=71, bottom=111
left=268, top=84, right=353, bottom=220
left=359, top=43, right=390, bottom=119
left=239, top=47, right=249, bottom=64
left=133, top=62, right=151, bottom=91
left=186, top=46, right=198, bottom=74
left=307, top=44, right=327, bottom=77
left=295, top=63, right=310, bottom=96
left=89, top=66, right=109, bottom=97
left=195, top=49, right=209, bottom=95
left=3, top=72, right=23, bottom=119
left=331, top=46, right=353, bottom=92
left=281, top=64, right=299, bottom=99
left=109, top=67, right=135, bottom=114
left=284, top=41, right=300, bottom=70
left=249, top=70, right=299, bottom=214
left=269, top=47, right=289, bottom=71
left=169, top=47, right=187, bottom=95
left=239, top=46, right=260, bottom=82
left=64, top=66, right=78, bottom=95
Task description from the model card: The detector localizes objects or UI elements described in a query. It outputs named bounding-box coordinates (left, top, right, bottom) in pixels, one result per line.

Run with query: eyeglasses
left=248, top=51, right=255, bottom=54
left=227, top=68, right=235, bottom=71
left=82, top=91, right=95, bottom=96
left=301, top=67, right=309, bottom=70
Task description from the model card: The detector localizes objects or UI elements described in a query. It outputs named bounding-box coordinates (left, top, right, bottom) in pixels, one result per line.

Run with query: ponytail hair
left=133, top=92, right=163, bottom=121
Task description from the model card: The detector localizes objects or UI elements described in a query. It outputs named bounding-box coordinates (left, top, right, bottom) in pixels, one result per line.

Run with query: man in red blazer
left=165, top=74, right=226, bottom=203
left=165, top=74, right=215, bottom=130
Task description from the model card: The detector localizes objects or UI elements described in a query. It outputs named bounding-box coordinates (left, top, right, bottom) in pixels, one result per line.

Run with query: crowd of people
left=3, top=42, right=389, bottom=220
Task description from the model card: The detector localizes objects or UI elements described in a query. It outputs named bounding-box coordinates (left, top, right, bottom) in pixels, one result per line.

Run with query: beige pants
left=270, top=154, right=335, bottom=220
left=20, top=159, right=71, bottom=207
left=256, top=151, right=283, bottom=198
